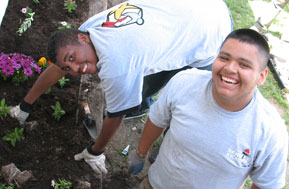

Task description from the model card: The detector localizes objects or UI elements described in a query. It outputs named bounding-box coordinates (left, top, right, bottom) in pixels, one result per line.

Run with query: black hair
left=221, top=29, right=270, bottom=70
left=47, top=29, right=88, bottom=64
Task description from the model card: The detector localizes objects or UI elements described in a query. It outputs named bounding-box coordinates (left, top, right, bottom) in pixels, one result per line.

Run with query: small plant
left=51, top=178, right=72, bottom=189
left=0, top=183, right=14, bottom=189
left=57, top=21, right=72, bottom=30
left=64, top=0, right=77, bottom=14
left=0, top=53, right=41, bottom=86
left=0, top=98, right=12, bottom=118
left=38, top=57, right=51, bottom=70
left=58, top=76, right=70, bottom=88
left=17, top=6, right=35, bottom=36
left=44, top=87, right=52, bottom=94
left=51, top=101, right=65, bottom=121
left=32, top=0, right=39, bottom=3
left=21, top=6, right=33, bottom=17
left=2, top=128, right=24, bottom=147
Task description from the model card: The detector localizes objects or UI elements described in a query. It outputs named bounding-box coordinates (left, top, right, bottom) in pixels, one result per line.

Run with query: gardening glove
left=128, top=149, right=146, bottom=175
left=74, top=143, right=108, bottom=174
left=9, top=100, right=32, bottom=125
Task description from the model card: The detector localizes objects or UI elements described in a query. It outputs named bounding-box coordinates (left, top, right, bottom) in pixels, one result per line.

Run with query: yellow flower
left=38, top=57, right=47, bottom=67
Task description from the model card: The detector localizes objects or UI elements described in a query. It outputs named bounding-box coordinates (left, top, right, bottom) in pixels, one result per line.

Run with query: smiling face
left=212, top=38, right=268, bottom=111
left=55, top=34, right=98, bottom=76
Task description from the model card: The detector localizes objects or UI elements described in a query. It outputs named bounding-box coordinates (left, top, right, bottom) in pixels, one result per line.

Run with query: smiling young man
left=8, top=0, right=233, bottom=174
left=128, top=29, right=288, bottom=188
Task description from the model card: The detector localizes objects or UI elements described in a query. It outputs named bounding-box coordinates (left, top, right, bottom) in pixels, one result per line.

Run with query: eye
left=69, top=55, right=74, bottom=61
left=61, top=66, right=71, bottom=71
left=239, top=62, right=250, bottom=68
left=219, top=56, right=228, bottom=61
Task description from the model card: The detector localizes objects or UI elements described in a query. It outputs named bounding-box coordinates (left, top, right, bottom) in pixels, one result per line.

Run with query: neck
left=212, top=84, right=255, bottom=112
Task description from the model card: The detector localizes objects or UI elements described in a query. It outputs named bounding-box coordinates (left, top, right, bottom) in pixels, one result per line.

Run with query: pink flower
left=68, top=0, right=72, bottom=2
left=21, top=8, right=27, bottom=14
left=61, top=21, right=67, bottom=26
left=51, top=180, right=55, bottom=187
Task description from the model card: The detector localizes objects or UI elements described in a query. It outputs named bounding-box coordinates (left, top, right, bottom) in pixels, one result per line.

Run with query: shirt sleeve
left=148, top=73, right=178, bottom=128
left=101, top=71, right=143, bottom=115
left=250, top=121, right=288, bottom=189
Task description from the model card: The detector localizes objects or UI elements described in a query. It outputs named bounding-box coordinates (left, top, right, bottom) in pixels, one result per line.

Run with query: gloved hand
left=128, top=149, right=146, bottom=175
left=9, top=105, right=30, bottom=125
left=74, top=144, right=108, bottom=174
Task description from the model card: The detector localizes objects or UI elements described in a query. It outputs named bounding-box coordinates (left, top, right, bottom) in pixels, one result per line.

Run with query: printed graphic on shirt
left=102, top=3, right=144, bottom=28
left=226, top=147, right=251, bottom=167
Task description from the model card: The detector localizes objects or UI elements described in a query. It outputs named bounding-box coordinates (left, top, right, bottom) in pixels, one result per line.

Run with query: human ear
left=77, top=33, right=90, bottom=43
left=257, top=68, right=268, bottom=86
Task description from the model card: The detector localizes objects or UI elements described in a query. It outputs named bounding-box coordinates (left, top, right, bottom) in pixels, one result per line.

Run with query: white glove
left=74, top=149, right=108, bottom=174
left=9, top=105, right=29, bottom=125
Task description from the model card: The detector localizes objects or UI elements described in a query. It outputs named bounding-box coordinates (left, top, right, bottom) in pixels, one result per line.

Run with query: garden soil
left=0, top=0, right=150, bottom=188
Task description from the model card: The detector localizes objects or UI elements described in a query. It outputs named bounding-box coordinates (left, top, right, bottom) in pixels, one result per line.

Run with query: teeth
left=222, top=76, right=237, bottom=84
left=83, top=64, right=87, bottom=73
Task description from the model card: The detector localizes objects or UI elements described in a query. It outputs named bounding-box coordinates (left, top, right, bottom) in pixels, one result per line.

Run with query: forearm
left=92, top=115, right=124, bottom=152
left=24, top=64, right=66, bottom=104
left=138, top=118, right=165, bottom=155
left=251, top=183, right=259, bottom=189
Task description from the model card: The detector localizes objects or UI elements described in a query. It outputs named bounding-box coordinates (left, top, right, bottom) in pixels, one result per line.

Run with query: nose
left=69, top=62, right=80, bottom=73
left=224, top=61, right=237, bottom=73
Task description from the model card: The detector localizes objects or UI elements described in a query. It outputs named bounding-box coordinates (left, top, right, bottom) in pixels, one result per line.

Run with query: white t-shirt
left=79, top=0, right=233, bottom=114
left=148, top=68, right=288, bottom=189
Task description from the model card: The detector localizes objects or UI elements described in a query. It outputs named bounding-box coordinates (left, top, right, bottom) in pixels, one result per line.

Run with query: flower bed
left=0, top=0, right=138, bottom=188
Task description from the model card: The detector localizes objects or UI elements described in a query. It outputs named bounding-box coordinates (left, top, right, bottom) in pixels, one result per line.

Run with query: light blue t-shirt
left=79, top=0, right=233, bottom=114
left=149, top=68, right=288, bottom=188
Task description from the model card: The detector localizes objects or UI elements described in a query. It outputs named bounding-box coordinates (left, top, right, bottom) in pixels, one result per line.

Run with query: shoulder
left=170, top=68, right=211, bottom=85
left=254, top=90, right=287, bottom=144
left=163, top=68, right=212, bottom=98
left=254, top=90, right=284, bottom=124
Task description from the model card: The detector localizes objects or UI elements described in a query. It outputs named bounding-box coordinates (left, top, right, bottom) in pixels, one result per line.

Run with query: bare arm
left=251, top=184, right=259, bottom=189
left=137, top=118, right=165, bottom=156
left=24, top=64, right=67, bottom=104
left=92, top=115, right=125, bottom=152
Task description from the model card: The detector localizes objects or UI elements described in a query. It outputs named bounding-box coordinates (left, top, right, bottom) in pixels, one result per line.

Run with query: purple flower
left=13, top=62, right=21, bottom=69
left=2, top=66, right=15, bottom=76
left=31, top=63, right=42, bottom=74
left=0, top=52, right=41, bottom=83
left=23, top=67, right=33, bottom=76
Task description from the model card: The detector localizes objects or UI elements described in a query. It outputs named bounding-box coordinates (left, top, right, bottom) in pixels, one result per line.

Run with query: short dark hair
left=47, top=29, right=88, bottom=63
left=221, top=29, right=270, bottom=70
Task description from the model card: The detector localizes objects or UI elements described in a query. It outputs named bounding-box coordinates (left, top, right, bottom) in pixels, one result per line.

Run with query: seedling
left=32, top=0, right=39, bottom=3
left=57, top=21, right=72, bottom=30
left=51, top=178, right=72, bottom=189
left=17, top=7, right=35, bottom=36
left=64, top=0, right=77, bottom=14
left=0, top=98, right=12, bottom=118
left=58, top=76, right=70, bottom=88
left=0, top=183, right=14, bottom=189
left=44, top=87, right=52, bottom=94
left=2, top=128, right=24, bottom=147
left=51, top=101, right=65, bottom=121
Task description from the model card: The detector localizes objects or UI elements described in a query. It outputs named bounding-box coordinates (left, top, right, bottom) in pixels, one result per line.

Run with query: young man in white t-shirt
left=128, top=29, right=288, bottom=188
left=9, top=0, right=233, bottom=174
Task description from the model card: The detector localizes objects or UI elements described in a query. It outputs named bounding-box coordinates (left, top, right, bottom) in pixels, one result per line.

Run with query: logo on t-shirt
left=226, top=147, right=251, bottom=167
left=102, top=3, right=144, bottom=28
